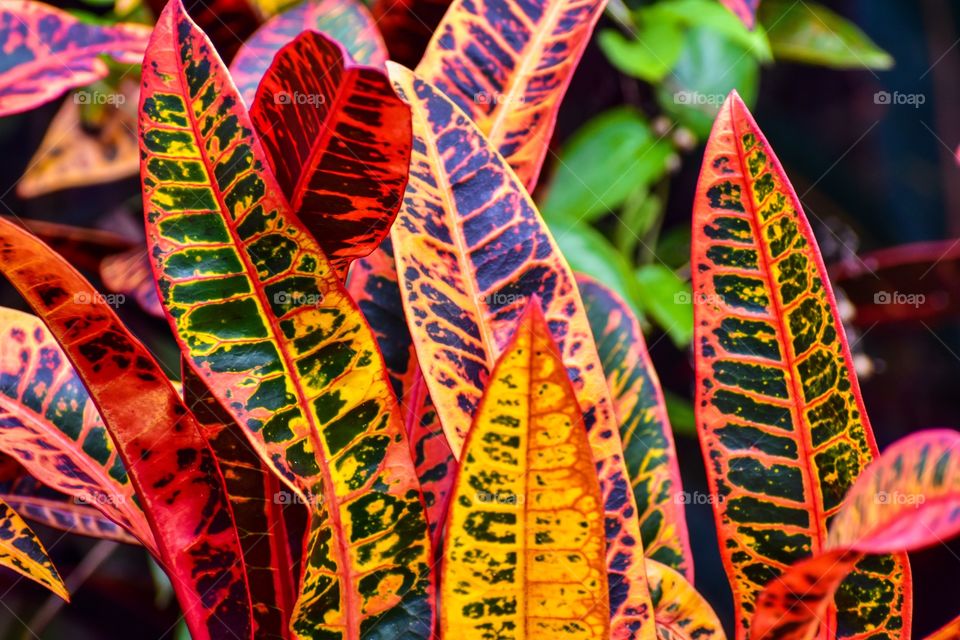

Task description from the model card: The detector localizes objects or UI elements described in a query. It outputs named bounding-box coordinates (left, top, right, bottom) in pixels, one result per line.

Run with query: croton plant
left=0, top=0, right=957, bottom=638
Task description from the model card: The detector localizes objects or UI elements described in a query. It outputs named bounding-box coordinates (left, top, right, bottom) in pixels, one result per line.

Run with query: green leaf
left=759, top=0, right=893, bottom=69
left=640, top=0, right=772, bottom=61
left=541, top=108, right=674, bottom=223
left=662, top=389, right=696, bottom=436
left=634, top=264, right=694, bottom=346
left=598, top=24, right=684, bottom=82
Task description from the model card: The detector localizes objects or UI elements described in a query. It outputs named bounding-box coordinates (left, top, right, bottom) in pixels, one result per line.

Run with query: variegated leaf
left=250, top=31, right=411, bottom=277
left=231, top=0, right=387, bottom=106
left=100, top=247, right=164, bottom=317
left=146, top=0, right=260, bottom=61
left=691, top=91, right=909, bottom=640
left=578, top=273, right=693, bottom=578
left=646, top=560, right=725, bottom=640
left=389, top=63, right=654, bottom=638
left=442, top=302, right=610, bottom=639
left=0, top=217, right=134, bottom=273
left=0, top=496, right=68, bottom=600
left=416, top=0, right=607, bottom=189
left=0, top=0, right=150, bottom=117
left=140, top=2, right=433, bottom=636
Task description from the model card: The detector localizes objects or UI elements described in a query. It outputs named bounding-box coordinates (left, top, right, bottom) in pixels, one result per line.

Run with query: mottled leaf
left=646, top=560, right=725, bottom=640
left=231, top=0, right=388, bottom=106
left=388, top=64, right=654, bottom=638
left=146, top=0, right=260, bottom=61
left=0, top=0, right=150, bottom=117
left=100, top=247, right=164, bottom=317
left=250, top=31, right=411, bottom=277
left=690, top=91, right=909, bottom=639
left=0, top=217, right=134, bottom=273
left=577, top=273, right=693, bottom=578
left=416, top=0, right=607, bottom=189
left=0, top=496, right=68, bottom=600
left=140, top=3, right=433, bottom=636
left=441, top=302, right=610, bottom=639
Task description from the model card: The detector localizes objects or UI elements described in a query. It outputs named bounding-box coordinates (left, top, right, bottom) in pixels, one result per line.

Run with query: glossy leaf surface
left=416, top=0, right=607, bottom=189
left=751, top=430, right=959, bottom=639
left=250, top=31, right=412, bottom=277
left=0, top=217, right=134, bottom=273
left=0, top=218, right=254, bottom=640
left=100, top=248, right=164, bottom=317
left=0, top=307, right=155, bottom=550
left=719, top=0, right=759, bottom=28
left=0, top=0, right=150, bottom=116
left=389, top=64, right=654, bottom=638
left=231, top=0, right=387, bottom=106
left=441, top=303, right=609, bottom=640
left=0, top=496, right=68, bottom=600
left=646, top=560, right=725, bottom=640
left=691, top=92, right=909, bottom=639
left=578, top=273, right=692, bottom=578
left=146, top=0, right=261, bottom=62
left=140, top=3, right=432, bottom=636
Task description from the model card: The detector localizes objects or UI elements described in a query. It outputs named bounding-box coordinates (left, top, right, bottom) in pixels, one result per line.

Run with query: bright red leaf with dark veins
left=251, top=31, right=412, bottom=277
left=0, top=218, right=254, bottom=640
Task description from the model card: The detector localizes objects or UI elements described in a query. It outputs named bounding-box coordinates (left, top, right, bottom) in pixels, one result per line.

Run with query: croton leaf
left=691, top=91, right=910, bottom=639
left=441, top=302, right=610, bottom=639
left=926, top=613, right=960, bottom=640
left=146, top=0, right=260, bottom=61
left=100, top=248, right=164, bottom=317
left=0, top=495, right=68, bottom=600
left=646, top=559, right=725, bottom=640
left=0, top=218, right=254, bottom=640
left=250, top=31, right=412, bottom=278
left=372, top=0, right=451, bottom=67
left=719, top=0, right=759, bottom=28
left=388, top=64, right=655, bottom=637
left=0, top=217, right=135, bottom=273
left=140, top=2, right=433, bottom=636
left=578, top=273, right=693, bottom=578
left=0, top=306, right=156, bottom=551
left=231, top=0, right=388, bottom=106
left=0, top=473, right=139, bottom=545
left=416, top=0, right=607, bottom=189
left=0, top=0, right=151, bottom=117
left=750, top=429, right=960, bottom=640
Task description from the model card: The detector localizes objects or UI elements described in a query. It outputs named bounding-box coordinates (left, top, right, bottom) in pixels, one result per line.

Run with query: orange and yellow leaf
left=646, top=559, right=725, bottom=640
left=0, top=496, right=68, bottom=601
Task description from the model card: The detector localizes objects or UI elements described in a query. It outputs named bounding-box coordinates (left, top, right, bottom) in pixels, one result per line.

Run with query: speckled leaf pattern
left=0, top=0, right=150, bottom=117
left=646, top=560, right=725, bottom=640
left=0, top=218, right=254, bottom=640
left=140, top=3, right=433, bottom=637
left=388, top=64, right=654, bottom=639
left=691, top=91, right=909, bottom=640
left=0, top=217, right=134, bottom=273
left=0, top=307, right=156, bottom=552
left=101, top=248, right=164, bottom=317
left=372, top=0, right=451, bottom=67
left=719, top=0, right=759, bottom=28
left=441, top=303, right=610, bottom=640
left=231, top=0, right=387, bottom=106
left=250, top=31, right=412, bottom=278
left=751, top=430, right=958, bottom=639
left=0, top=496, right=68, bottom=600
left=577, top=273, right=693, bottom=578
left=416, top=0, right=606, bottom=189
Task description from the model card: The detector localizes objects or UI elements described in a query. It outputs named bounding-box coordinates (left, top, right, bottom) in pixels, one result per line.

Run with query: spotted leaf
left=0, top=307, right=155, bottom=551
left=578, top=273, right=693, bottom=579
left=0, top=0, right=150, bottom=117
left=416, top=0, right=606, bottom=189
left=441, top=302, right=610, bottom=640
left=0, top=218, right=255, bottom=640
left=231, top=0, right=387, bottom=106
left=720, top=0, right=760, bottom=28
left=101, top=248, right=164, bottom=317
left=372, top=0, right=451, bottom=67
left=140, top=2, right=433, bottom=637
left=389, top=64, right=654, bottom=638
left=691, top=91, right=910, bottom=640
left=0, top=496, right=68, bottom=600
left=250, top=31, right=412, bottom=278
left=646, top=560, right=725, bottom=640
left=750, top=429, right=960, bottom=639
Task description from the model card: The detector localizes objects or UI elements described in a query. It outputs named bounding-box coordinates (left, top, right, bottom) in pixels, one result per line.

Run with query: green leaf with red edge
left=388, top=63, right=655, bottom=638
left=372, top=0, right=451, bottom=67
left=0, top=306, right=156, bottom=552
left=230, top=0, right=388, bottom=106
left=0, top=0, right=150, bottom=117
left=720, top=0, right=759, bottom=28
left=441, top=302, right=610, bottom=639
left=250, top=31, right=412, bottom=278
left=415, top=0, right=607, bottom=190
left=0, top=495, right=68, bottom=600
left=691, top=91, right=910, bottom=640
left=0, top=218, right=254, bottom=640
left=140, top=2, right=433, bottom=636
left=926, top=613, right=960, bottom=640
left=750, top=429, right=960, bottom=639
left=646, top=559, right=725, bottom=640
left=101, top=247, right=164, bottom=317
left=181, top=362, right=298, bottom=639
left=577, top=273, right=693, bottom=579
left=0, top=472, right=139, bottom=545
